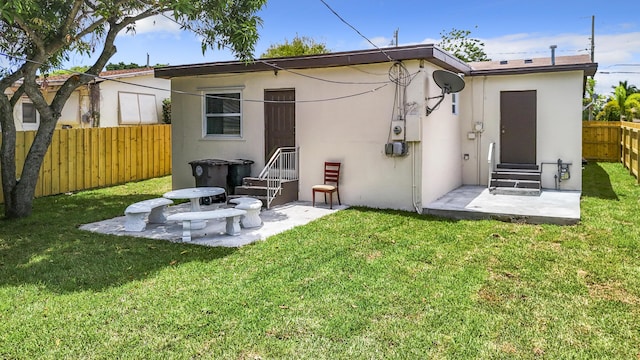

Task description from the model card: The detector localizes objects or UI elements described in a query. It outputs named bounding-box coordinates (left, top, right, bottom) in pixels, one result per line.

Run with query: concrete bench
left=124, top=198, right=174, bottom=232
left=167, top=208, right=247, bottom=242
left=229, top=197, right=263, bottom=228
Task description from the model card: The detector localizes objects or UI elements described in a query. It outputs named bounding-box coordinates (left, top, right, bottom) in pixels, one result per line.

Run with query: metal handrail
left=487, top=142, right=495, bottom=188
left=258, top=147, right=299, bottom=208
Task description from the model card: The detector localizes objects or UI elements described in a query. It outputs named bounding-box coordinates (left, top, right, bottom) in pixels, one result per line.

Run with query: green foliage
left=583, top=77, right=599, bottom=120
left=596, top=100, right=621, bottom=121
left=1, top=163, right=640, bottom=357
left=162, top=98, right=171, bottom=124
left=0, top=0, right=267, bottom=218
left=612, top=80, right=638, bottom=95
left=261, top=35, right=330, bottom=58
left=438, top=27, right=490, bottom=62
left=598, top=82, right=640, bottom=121
left=48, top=65, right=91, bottom=76
left=626, top=93, right=640, bottom=121
left=106, top=62, right=142, bottom=70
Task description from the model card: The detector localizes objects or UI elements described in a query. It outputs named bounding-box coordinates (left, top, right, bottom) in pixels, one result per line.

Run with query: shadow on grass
left=582, top=162, right=619, bottom=200
left=0, top=192, right=235, bottom=294
left=344, top=205, right=460, bottom=223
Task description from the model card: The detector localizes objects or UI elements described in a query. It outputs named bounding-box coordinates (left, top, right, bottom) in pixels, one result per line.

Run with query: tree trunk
left=0, top=99, right=57, bottom=218
left=0, top=103, right=16, bottom=217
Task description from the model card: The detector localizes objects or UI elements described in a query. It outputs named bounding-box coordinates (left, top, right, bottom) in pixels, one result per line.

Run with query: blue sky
left=63, top=0, right=640, bottom=95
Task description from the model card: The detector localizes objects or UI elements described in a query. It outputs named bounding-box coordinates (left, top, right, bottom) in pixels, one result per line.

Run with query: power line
left=1, top=0, right=410, bottom=104
left=0, top=51, right=392, bottom=104
left=137, top=1, right=390, bottom=86
left=598, top=71, right=640, bottom=75
left=318, top=0, right=394, bottom=62
left=604, top=64, right=640, bottom=68
left=258, top=59, right=391, bottom=85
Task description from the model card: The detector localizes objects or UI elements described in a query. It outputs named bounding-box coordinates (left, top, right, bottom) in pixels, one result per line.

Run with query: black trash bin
left=227, top=159, right=254, bottom=195
left=188, top=159, right=230, bottom=204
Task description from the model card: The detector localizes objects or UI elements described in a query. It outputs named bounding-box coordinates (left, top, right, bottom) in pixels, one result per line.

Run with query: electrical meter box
left=391, top=120, right=404, bottom=141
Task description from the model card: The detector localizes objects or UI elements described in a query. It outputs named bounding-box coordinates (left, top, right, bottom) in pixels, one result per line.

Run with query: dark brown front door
left=264, top=89, right=295, bottom=161
left=500, top=90, right=537, bottom=164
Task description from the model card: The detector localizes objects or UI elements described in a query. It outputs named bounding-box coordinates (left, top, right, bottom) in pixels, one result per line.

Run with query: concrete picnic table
left=163, top=187, right=225, bottom=229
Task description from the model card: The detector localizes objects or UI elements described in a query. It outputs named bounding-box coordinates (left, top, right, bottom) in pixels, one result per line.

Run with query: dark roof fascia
left=154, top=45, right=472, bottom=79
left=470, top=62, right=598, bottom=77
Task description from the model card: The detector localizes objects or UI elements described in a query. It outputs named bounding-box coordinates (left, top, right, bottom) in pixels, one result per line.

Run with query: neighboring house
left=155, top=44, right=597, bottom=212
left=9, top=67, right=170, bottom=131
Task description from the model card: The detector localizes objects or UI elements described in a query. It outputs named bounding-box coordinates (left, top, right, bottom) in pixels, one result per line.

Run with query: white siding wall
left=421, top=70, right=464, bottom=205
left=170, top=61, right=467, bottom=210
left=460, top=71, right=584, bottom=191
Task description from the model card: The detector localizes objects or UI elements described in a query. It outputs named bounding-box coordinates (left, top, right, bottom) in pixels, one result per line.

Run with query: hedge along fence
left=0, top=124, right=171, bottom=203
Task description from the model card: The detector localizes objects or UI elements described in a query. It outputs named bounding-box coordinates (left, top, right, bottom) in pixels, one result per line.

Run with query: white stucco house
left=10, top=67, right=170, bottom=131
left=155, top=44, right=597, bottom=212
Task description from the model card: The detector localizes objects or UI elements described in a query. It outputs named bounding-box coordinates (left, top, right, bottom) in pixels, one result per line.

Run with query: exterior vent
left=524, top=59, right=533, bottom=64
left=500, top=60, right=508, bottom=65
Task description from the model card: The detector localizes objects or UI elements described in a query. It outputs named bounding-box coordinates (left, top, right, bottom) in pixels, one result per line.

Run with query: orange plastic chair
left=312, top=162, right=341, bottom=209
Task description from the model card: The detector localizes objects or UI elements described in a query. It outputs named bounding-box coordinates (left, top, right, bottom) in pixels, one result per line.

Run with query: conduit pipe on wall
left=477, top=76, right=487, bottom=185
left=412, top=142, right=421, bottom=214
left=410, top=69, right=426, bottom=214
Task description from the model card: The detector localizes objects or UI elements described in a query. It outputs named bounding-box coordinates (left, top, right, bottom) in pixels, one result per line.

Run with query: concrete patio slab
left=80, top=201, right=348, bottom=247
left=424, top=186, right=581, bottom=225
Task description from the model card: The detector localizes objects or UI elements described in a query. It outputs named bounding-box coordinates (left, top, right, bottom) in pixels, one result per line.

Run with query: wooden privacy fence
left=582, top=121, right=621, bottom=161
left=0, top=124, right=171, bottom=203
left=621, top=122, right=640, bottom=183
left=582, top=121, right=640, bottom=183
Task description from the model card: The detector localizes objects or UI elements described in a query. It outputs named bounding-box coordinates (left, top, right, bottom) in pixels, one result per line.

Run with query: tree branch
left=9, top=84, right=25, bottom=107
left=60, top=0, right=86, bottom=38
left=12, top=18, right=46, bottom=54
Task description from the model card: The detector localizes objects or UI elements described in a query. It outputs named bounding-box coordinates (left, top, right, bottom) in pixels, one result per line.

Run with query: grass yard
left=0, top=162, right=639, bottom=359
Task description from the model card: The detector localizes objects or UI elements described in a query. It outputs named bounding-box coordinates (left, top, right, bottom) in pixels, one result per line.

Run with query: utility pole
left=590, top=15, right=595, bottom=63
left=588, top=15, right=595, bottom=121
left=394, top=28, right=398, bottom=47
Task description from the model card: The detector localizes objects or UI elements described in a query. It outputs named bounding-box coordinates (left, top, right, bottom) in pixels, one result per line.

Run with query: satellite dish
left=433, top=70, right=466, bottom=94
left=426, top=70, right=466, bottom=115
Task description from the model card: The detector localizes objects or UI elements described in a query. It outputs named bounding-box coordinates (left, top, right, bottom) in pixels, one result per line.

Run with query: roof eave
left=470, top=62, right=598, bottom=77
left=154, top=45, right=472, bottom=79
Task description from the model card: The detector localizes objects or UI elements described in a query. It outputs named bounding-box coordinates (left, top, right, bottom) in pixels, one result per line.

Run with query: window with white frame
left=22, top=101, right=39, bottom=130
left=204, top=91, right=242, bottom=137
left=451, top=93, right=459, bottom=115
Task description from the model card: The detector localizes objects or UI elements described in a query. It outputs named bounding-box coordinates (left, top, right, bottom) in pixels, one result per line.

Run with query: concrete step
left=234, top=185, right=268, bottom=197
left=242, top=177, right=267, bottom=187
left=491, top=171, right=541, bottom=181
left=234, top=179, right=299, bottom=208
left=490, top=179, right=541, bottom=189
left=497, top=163, right=539, bottom=171
left=490, top=187, right=541, bottom=196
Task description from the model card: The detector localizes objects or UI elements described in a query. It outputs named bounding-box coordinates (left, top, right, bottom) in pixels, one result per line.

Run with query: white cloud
left=412, top=31, right=640, bottom=95
left=420, top=37, right=439, bottom=45
left=366, top=36, right=391, bottom=48
left=479, top=32, right=640, bottom=95
left=119, top=13, right=182, bottom=36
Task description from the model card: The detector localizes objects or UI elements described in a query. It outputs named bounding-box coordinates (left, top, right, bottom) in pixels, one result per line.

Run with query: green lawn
left=0, top=163, right=639, bottom=359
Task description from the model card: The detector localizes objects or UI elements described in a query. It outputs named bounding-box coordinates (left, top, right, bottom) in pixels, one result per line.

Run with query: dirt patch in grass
left=477, top=286, right=503, bottom=304
left=588, top=282, right=640, bottom=305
